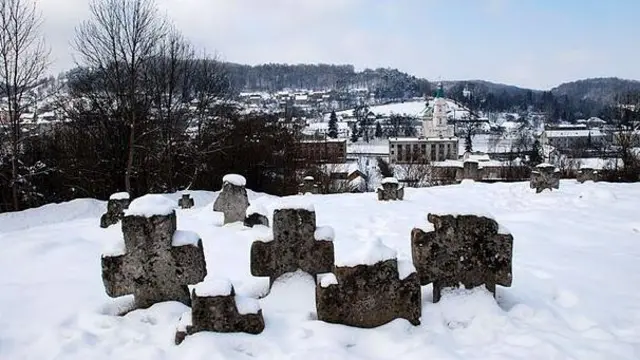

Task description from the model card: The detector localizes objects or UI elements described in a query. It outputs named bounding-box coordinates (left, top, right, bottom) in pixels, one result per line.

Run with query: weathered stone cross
left=101, top=195, right=207, bottom=309
left=178, top=193, right=194, bottom=209
left=250, top=207, right=334, bottom=286
left=411, top=213, right=513, bottom=302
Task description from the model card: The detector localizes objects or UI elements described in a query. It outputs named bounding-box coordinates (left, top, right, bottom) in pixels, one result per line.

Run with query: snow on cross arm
left=272, top=195, right=315, bottom=212
left=314, top=226, right=335, bottom=241
left=222, top=174, right=247, bottom=187
left=234, top=295, right=261, bottom=315
left=193, top=278, right=233, bottom=297
left=109, top=192, right=130, bottom=200
left=124, top=194, right=176, bottom=217
left=335, top=237, right=398, bottom=268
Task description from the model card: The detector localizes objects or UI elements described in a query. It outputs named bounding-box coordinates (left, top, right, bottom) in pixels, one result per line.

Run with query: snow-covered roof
left=544, top=129, right=606, bottom=138
left=323, top=162, right=361, bottom=175
left=577, top=158, right=622, bottom=170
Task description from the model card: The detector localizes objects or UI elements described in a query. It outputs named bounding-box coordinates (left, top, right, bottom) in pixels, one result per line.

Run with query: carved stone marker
left=101, top=194, right=207, bottom=309
left=463, top=160, right=480, bottom=181
left=377, top=177, right=404, bottom=201
left=411, top=213, right=513, bottom=302
left=178, top=193, right=194, bottom=209
left=175, top=278, right=264, bottom=345
left=577, top=168, right=598, bottom=183
left=100, top=192, right=130, bottom=228
left=530, top=163, right=560, bottom=193
left=316, top=239, right=421, bottom=328
left=299, top=176, right=319, bottom=194
left=250, top=203, right=334, bottom=286
left=244, top=204, right=269, bottom=228
left=213, top=174, right=250, bottom=224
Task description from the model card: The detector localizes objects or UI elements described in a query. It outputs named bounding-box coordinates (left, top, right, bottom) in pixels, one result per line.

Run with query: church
left=388, top=83, right=459, bottom=164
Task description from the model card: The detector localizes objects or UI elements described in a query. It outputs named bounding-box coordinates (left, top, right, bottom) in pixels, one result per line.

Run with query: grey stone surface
left=299, top=177, right=319, bottom=194
left=530, top=165, right=560, bottom=193
left=577, top=168, right=599, bottom=183
left=316, top=259, right=421, bottom=328
left=244, top=212, right=269, bottom=228
left=101, top=211, right=207, bottom=309
left=178, top=194, right=194, bottom=209
left=175, top=284, right=264, bottom=345
left=377, top=181, right=404, bottom=201
left=463, top=160, right=480, bottom=180
left=250, top=208, right=334, bottom=286
left=213, top=181, right=250, bottom=224
left=100, top=197, right=130, bottom=228
left=411, top=214, right=513, bottom=302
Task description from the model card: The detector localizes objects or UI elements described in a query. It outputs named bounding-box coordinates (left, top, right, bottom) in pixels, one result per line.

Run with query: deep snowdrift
left=1, top=181, right=640, bottom=359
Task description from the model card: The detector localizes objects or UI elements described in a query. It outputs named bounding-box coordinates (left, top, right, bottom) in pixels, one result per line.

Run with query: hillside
left=2, top=182, right=640, bottom=359
left=551, top=77, right=640, bottom=105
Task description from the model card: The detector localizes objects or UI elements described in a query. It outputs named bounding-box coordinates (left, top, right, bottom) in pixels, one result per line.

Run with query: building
left=540, top=128, right=607, bottom=151
left=296, top=138, right=347, bottom=164
left=388, top=83, right=459, bottom=164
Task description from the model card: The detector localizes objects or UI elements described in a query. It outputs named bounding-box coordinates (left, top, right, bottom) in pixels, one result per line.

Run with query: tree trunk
left=11, top=144, right=18, bottom=211
left=125, top=123, right=135, bottom=194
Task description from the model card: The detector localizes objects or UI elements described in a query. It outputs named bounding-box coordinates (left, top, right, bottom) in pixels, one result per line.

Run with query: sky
left=39, top=0, right=640, bottom=90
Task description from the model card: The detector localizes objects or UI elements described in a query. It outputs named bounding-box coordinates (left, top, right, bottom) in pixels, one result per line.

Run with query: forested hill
left=550, top=77, right=640, bottom=105
left=224, top=63, right=431, bottom=99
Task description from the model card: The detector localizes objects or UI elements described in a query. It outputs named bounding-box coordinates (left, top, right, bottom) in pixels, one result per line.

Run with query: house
left=296, top=138, right=347, bottom=164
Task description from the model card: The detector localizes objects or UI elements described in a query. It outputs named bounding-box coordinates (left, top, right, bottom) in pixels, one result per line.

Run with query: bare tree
left=74, top=0, right=168, bottom=194
left=0, top=0, right=49, bottom=211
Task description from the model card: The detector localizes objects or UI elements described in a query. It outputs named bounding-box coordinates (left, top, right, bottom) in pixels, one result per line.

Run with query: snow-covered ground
left=2, top=182, right=640, bottom=359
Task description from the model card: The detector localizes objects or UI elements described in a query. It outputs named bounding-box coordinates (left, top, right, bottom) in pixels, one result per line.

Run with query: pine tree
left=350, top=122, right=359, bottom=143
left=464, top=131, right=473, bottom=152
left=327, top=111, right=338, bottom=138
left=374, top=121, right=383, bottom=138
left=530, top=139, right=543, bottom=165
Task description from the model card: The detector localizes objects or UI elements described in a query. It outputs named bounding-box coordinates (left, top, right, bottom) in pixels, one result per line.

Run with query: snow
left=314, top=226, right=335, bottom=241
left=3, top=182, right=640, bottom=359
left=176, top=310, right=192, bottom=332
left=536, top=162, right=556, bottom=168
left=102, top=237, right=126, bottom=257
left=234, top=295, right=261, bottom=315
left=318, top=273, right=338, bottom=288
left=194, top=278, right=233, bottom=297
left=109, top=192, right=130, bottom=200
left=246, top=203, right=268, bottom=216
left=273, top=195, right=315, bottom=212
left=172, top=230, right=200, bottom=247
left=222, top=174, right=246, bottom=187
left=335, top=237, right=397, bottom=267
left=303, top=175, right=315, bottom=181
left=397, top=258, right=417, bottom=280
left=381, top=177, right=399, bottom=185
left=124, top=194, right=176, bottom=217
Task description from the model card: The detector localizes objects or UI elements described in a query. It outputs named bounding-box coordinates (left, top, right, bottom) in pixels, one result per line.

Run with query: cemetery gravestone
left=316, top=239, right=421, bottom=328
left=101, top=194, right=207, bottom=309
left=213, top=174, right=250, bottom=224
left=244, top=204, right=269, bottom=228
left=299, top=176, right=319, bottom=194
left=178, top=193, right=194, bottom=209
left=411, top=213, right=513, bottom=302
left=100, top=192, right=130, bottom=228
left=175, top=278, right=264, bottom=345
left=250, top=204, right=334, bottom=286
left=577, top=168, right=598, bottom=183
left=530, top=163, right=560, bottom=193
left=377, top=177, right=404, bottom=201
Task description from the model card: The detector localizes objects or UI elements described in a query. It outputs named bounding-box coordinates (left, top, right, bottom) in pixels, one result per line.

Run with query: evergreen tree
left=464, top=131, right=473, bottom=152
left=530, top=139, right=543, bottom=165
left=350, top=122, right=359, bottom=143
left=327, top=111, right=338, bottom=138
left=374, top=121, right=383, bottom=138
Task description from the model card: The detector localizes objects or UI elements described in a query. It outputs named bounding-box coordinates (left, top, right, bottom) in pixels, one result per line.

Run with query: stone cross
left=244, top=206, right=269, bottom=228
left=175, top=279, right=264, bottom=345
left=577, top=168, right=598, bottom=183
left=250, top=208, right=334, bottom=286
left=100, top=192, right=130, bottom=228
left=213, top=174, right=250, bottom=224
left=411, top=213, right=513, bottom=302
left=316, top=259, right=421, bottom=328
left=530, top=163, right=560, bottom=193
left=299, top=176, right=319, bottom=194
left=102, top=202, right=207, bottom=309
left=178, top=193, right=194, bottom=209
left=377, top=178, right=404, bottom=201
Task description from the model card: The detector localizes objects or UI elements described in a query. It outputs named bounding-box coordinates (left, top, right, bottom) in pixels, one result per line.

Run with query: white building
left=540, top=128, right=607, bottom=150
left=389, top=83, right=459, bottom=164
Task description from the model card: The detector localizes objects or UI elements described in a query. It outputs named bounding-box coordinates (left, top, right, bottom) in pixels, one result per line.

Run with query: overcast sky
left=40, top=0, right=639, bottom=90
